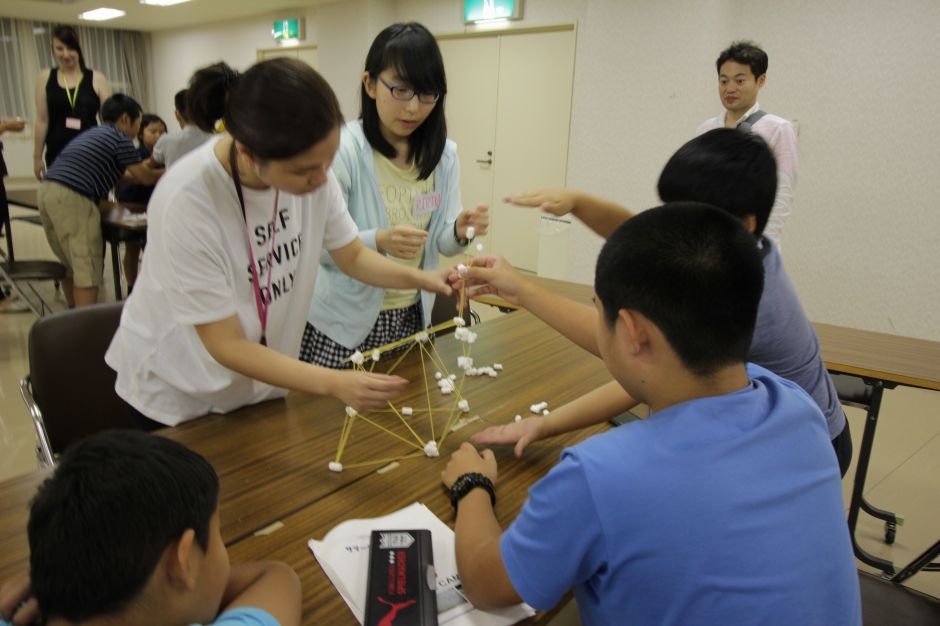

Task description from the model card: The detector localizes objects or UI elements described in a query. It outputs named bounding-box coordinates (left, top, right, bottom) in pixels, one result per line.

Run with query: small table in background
left=100, top=202, right=147, bottom=300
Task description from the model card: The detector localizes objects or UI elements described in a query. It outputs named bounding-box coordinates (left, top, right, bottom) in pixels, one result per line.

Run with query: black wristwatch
left=450, top=472, right=496, bottom=511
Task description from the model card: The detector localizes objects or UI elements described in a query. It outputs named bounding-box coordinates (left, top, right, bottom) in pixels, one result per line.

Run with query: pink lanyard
left=229, top=143, right=279, bottom=346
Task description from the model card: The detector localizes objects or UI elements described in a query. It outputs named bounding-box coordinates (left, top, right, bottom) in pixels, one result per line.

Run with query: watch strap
left=450, top=472, right=496, bottom=511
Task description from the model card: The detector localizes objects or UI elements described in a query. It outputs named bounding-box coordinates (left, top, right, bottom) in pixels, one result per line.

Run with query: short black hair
left=28, top=431, right=220, bottom=622
left=361, top=22, right=447, bottom=180
left=716, top=40, right=768, bottom=78
left=657, top=128, right=777, bottom=236
left=188, top=58, right=343, bottom=161
left=174, top=88, right=189, bottom=119
left=595, top=202, right=764, bottom=377
left=101, top=94, right=142, bottom=124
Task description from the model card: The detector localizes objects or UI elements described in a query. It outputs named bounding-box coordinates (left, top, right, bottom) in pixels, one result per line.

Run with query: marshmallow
left=401, top=406, right=413, bottom=416
left=449, top=374, right=457, bottom=381
left=349, top=350, right=364, bottom=365
left=458, top=399, right=470, bottom=412
left=542, top=409, right=550, bottom=416
left=514, top=415, right=522, bottom=423
left=345, top=406, right=357, bottom=417
left=466, top=226, right=476, bottom=240
left=328, top=462, right=344, bottom=472
left=434, top=371, right=443, bottom=380
left=453, top=316, right=467, bottom=327
left=493, top=363, right=503, bottom=371
left=371, top=349, right=381, bottom=362
left=424, top=441, right=440, bottom=457
left=457, top=263, right=468, bottom=276
left=415, top=331, right=430, bottom=343
left=457, top=356, right=474, bottom=370
left=476, top=243, right=484, bottom=252
left=530, top=402, right=548, bottom=414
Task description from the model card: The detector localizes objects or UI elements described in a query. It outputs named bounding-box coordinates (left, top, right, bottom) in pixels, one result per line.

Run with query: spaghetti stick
left=354, top=413, right=426, bottom=451
left=418, top=341, right=436, bottom=441
left=342, top=450, right=425, bottom=469
left=386, top=403, right=426, bottom=447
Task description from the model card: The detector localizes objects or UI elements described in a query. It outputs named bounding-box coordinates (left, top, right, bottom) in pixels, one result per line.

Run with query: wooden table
left=0, top=311, right=611, bottom=624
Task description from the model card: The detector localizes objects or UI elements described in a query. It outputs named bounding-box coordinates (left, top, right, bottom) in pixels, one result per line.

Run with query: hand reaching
left=377, top=225, right=428, bottom=260
left=330, top=370, right=409, bottom=412
left=456, top=204, right=489, bottom=240
left=471, top=416, right=545, bottom=458
left=503, top=188, right=580, bottom=217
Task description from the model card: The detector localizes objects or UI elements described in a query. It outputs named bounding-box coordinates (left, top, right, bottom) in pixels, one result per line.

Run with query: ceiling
left=0, top=0, right=336, bottom=32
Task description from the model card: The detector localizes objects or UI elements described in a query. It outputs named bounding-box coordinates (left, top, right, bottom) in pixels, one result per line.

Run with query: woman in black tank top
left=33, top=25, right=112, bottom=179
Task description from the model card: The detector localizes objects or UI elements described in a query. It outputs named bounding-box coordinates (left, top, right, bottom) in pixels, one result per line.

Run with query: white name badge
left=65, top=117, right=82, bottom=130
left=413, top=191, right=441, bottom=216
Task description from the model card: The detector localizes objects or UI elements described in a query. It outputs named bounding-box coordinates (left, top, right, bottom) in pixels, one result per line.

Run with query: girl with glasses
left=301, top=22, right=488, bottom=368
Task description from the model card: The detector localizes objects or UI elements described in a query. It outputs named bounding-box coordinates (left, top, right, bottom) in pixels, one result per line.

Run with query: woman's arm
left=93, top=71, right=112, bottom=116
left=33, top=70, right=50, bottom=179
left=194, top=315, right=409, bottom=410
left=328, top=238, right=450, bottom=294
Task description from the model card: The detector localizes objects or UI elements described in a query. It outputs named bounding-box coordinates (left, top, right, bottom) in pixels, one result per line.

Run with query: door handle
left=476, top=150, right=493, bottom=165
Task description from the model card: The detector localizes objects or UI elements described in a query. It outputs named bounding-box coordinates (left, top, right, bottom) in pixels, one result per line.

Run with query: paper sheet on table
left=309, top=502, right=534, bottom=625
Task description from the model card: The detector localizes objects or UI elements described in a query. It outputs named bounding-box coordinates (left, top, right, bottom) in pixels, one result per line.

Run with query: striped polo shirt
left=44, top=124, right=142, bottom=203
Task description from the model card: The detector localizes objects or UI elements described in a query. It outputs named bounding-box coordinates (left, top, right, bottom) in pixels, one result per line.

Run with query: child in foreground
left=441, top=203, right=861, bottom=625
left=0, top=431, right=300, bottom=626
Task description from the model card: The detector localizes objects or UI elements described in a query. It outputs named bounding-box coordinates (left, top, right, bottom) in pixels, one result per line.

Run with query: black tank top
left=44, top=67, right=101, bottom=166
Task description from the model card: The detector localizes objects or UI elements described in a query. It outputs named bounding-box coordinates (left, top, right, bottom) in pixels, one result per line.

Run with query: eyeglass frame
left=377, top=76, right=441, bottom=105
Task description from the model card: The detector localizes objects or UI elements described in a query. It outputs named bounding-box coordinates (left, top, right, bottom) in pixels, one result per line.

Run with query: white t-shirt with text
left=106, top=138, right=358, bottom=425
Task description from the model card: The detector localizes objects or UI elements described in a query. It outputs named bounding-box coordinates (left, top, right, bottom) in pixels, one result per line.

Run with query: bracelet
left=450, top=472, right=496, bottom=511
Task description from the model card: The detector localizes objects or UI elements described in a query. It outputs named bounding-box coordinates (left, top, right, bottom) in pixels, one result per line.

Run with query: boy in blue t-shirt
left=442, top=204, right=861, bottom=625
left=0, top=431, right=300, bottom=626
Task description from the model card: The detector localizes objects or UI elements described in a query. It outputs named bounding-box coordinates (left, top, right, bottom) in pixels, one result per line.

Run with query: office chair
left=19, top=302, right=136, bottom=467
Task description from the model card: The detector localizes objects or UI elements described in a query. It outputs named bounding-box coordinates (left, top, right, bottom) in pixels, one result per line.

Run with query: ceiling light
left=78, top=8, right=126, bottom=21
left=140, top=0, right=193, bottom=6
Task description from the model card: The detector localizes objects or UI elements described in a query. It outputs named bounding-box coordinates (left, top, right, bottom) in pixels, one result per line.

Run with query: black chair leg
left=892, top=539, right=940, bottom=584
left=846, top=381, right=897, bottom=575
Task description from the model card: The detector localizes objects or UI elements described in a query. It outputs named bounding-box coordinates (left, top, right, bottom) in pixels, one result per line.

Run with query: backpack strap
left=737, top=110, right=767, bottom=132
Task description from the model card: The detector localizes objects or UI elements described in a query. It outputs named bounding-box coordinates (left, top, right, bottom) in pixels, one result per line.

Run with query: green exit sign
left=464, top=0, right=523, bottom=23
left=272, top=18, right=304, bottom=41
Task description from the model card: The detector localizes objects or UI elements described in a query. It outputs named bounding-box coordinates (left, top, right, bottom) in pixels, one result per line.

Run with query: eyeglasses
left=378, top=77, right=441, bottom=104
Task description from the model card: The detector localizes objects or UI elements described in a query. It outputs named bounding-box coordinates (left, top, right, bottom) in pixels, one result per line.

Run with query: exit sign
left=464, top=0, right=523, bottom=23
left=272, top=18, right=304, bottom=41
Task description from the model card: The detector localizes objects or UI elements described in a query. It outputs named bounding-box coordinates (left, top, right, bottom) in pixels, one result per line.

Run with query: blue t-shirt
left=751, top=237, right=845, bottom=439
left=2, top=606, right=277, bottom=626
left=199, top=606, right=280, bottom=625
left=500, top=364, right=861, bottom=626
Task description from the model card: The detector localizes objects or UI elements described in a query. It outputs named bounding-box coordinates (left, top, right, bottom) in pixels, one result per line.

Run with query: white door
left=438, top=28, right=576, bottom=272
left=436, top=36, right=499, bottom=256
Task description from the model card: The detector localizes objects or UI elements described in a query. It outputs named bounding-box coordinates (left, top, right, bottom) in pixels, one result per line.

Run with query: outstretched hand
left=471, top=416, right=544, bottom=458
left=503, top=188, right=579, bottom=217
left=448, top=256, right=528, bottom=306
left=378, top=224, right=428, bottom=260
left=456, top=204, right=489, bottom=240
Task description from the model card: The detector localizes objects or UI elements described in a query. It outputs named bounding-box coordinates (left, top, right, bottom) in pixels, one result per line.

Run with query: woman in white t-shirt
left=105, top=59, right=450, bottom=427
left=301, top=23, right=488, bottom=368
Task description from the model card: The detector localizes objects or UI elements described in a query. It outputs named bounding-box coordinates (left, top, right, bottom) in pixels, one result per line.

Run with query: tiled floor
left=1, top=215, right=937, bottom=623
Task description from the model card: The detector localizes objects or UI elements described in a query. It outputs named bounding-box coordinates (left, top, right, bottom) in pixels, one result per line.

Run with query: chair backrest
left=27, top=302, right=135, bottom=453
left=430, top=290, right=471, bottom=334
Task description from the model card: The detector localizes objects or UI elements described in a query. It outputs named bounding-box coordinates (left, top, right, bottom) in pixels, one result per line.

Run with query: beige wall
left=10, top=0, right=934, bottom=341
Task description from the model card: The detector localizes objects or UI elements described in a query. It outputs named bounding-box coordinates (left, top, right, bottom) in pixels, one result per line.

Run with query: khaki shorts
left=38, top=181, right=104, bottom=288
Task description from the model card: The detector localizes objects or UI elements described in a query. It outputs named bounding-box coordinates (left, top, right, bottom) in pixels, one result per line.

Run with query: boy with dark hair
left=0, top=431, right=300, bottom=626
left=697, top=40, right=798, bottom=244
left=443, top=203, right=860, bottom=625
left=481, top=128, right=852, bottom=477
left=151, top=88, right=212, bottom=168
left=38, top=93, right=162, bottom=307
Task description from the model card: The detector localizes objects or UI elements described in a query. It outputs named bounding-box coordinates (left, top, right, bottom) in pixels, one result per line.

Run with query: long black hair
left=52, top=25, right=87, bottom=71
left=187, top=58, right=344, bottom=161
left=361, top=22, right=447, bottom=180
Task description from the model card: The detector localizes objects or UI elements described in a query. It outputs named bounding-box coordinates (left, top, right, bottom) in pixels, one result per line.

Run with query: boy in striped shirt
left=39, top=93, right=162, bottom=307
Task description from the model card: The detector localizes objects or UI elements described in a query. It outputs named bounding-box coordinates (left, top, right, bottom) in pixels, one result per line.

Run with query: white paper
left=309, top=502, right=534, bottom=625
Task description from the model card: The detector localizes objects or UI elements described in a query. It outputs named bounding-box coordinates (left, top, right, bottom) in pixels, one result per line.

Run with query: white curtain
left=0, top=18, right=31, bottom=118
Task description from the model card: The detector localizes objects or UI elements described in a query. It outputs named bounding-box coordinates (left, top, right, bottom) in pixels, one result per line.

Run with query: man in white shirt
left=697, top=41, right=798, bottom=245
